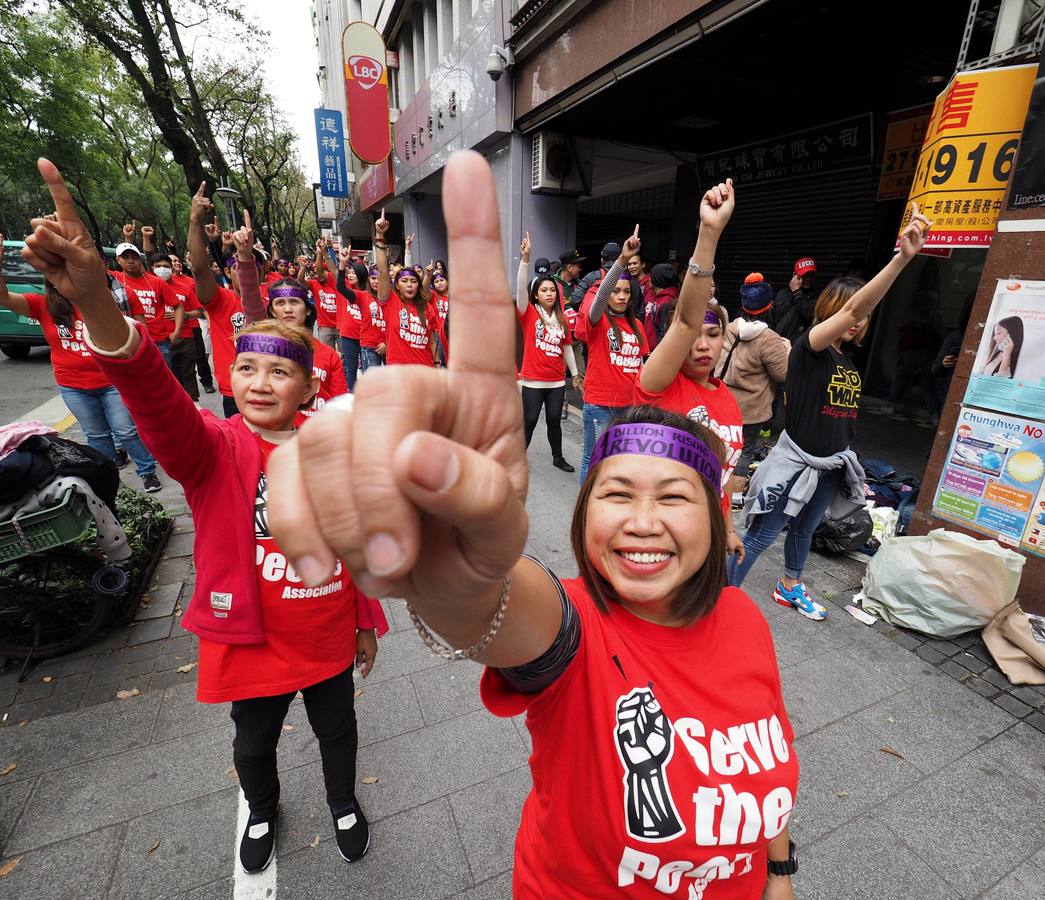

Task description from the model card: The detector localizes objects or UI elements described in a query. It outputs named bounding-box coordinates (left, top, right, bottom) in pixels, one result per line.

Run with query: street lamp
left=213, top=179, right=242, bottom=230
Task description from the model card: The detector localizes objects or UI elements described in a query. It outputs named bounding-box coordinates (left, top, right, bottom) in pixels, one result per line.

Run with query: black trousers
left=192, top=328, right=214, bottom=387
left=170, top=337, right=200, bottom=401
left=222, top=395, right=238, bottom=418
left=230, top=667, right=358, bottom=819
left=522, top=384, right=566, bottom=457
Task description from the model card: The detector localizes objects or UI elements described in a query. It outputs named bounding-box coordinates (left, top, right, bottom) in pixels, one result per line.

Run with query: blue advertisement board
left=315, top=108, right=349, bottom=198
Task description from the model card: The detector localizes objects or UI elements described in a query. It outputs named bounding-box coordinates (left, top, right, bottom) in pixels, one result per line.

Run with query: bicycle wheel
left=0, top=549, right=114, bottom=660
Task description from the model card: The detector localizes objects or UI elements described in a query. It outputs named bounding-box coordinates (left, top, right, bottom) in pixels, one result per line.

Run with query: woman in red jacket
left=635, top=179, right=746, bottom=560
left=21, top=160, right=382, bottom=877
left=575, top=227, right=646, bottom=481
left=264, top=149, right=800, bottom=900
left=516, top=232, right=579, bottom=472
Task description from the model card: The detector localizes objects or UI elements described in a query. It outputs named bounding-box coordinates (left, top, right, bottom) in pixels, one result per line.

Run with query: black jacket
left=773, top=287, right=817, bottom=342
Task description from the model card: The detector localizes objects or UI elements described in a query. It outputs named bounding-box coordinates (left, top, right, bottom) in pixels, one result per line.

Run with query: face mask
left=153, top=267, right=173, bottom=281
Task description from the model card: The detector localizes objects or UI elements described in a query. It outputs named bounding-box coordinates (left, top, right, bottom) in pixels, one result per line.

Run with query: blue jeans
left=58, top=385, right=156, bottom=478
left=359, top=347, right=384, bottom=372
left=155, top=339, right=171, bottom=368
left=340, top=337, right=360, bottom=391
left=729, top=467, right=844, bottom=586
left=580, top=402, right=620, bottom=483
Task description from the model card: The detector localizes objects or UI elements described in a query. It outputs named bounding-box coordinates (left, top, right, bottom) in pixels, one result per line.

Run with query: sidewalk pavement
left=1, top=407, right=1043, bottom=899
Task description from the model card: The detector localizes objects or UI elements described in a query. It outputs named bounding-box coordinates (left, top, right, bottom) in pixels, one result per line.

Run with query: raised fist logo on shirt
left=254, top=472, right=270, bottom=538
left=608, top=329, right=621, bottom=353
left=399, top=307, right=409, bottom=328
left=615, top=685, right=685, bottom=841
left=231, top=311, right=247, bottom=334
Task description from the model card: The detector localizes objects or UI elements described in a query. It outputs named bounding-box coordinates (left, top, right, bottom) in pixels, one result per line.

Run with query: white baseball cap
left=114, top=242, right=144, bottom=258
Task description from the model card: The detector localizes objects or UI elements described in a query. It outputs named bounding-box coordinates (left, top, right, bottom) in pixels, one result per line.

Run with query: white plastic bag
left=861, top=528, right=1025, bottom=637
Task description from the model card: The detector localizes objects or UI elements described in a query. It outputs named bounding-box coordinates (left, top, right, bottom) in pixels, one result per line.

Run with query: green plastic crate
left=0, top=488, right=94, bottom=564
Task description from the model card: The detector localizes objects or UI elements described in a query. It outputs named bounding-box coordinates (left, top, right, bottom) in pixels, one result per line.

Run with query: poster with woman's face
left=964, top=279, right=1045, bottom=418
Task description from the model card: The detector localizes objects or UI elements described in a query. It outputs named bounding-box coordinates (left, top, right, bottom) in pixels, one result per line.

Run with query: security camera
left=485, top=45, right=514, bottom=82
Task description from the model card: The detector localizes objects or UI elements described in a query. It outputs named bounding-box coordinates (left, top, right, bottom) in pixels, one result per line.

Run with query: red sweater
left=91, top=323, right=379, bottom=644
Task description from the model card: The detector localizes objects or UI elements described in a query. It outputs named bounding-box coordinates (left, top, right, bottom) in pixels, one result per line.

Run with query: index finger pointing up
left=633, top=223, right=640, bottom=239
left=243, top=208, right=252, bottom=230
left=37, top=159, right=79, bottom=223
left=442, top=151, right=515, bottom=377
left=195, top=180, right=207, bottom=198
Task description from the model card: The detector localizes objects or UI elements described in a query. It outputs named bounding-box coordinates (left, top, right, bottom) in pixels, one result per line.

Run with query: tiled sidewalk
left=1, top=414, right=1043, bottom=898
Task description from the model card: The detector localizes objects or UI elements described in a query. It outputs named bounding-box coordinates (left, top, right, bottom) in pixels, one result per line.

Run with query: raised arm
left=516, top=232, right=531, bottom=315
left=373, top=209, right=391, bottom=301
left=0, top=236, right=30, bottom=317
left=403, top=232, right=414, bottom=268
left=22, top=159, right=220, bottom=483
left=141, top=225, right=156, bottom=253
left=639, top=180, right=734, bottom=394
left=807, top=203, right=931, bottom=352
left=231, top=210, right=266, bottom=324
left=267, top=151, right=565, bottom=669
left=188, top=184, right=219, bottom=305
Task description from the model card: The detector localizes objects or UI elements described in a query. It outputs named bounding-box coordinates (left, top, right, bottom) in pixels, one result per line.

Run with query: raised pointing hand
left=267, top=151, right=527, bottom=606
left=22, top=159, right=108, bottom=306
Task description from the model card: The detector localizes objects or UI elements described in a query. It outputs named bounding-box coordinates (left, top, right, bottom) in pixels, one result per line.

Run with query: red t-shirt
left=196, top=435, right=360, bottom=703
left=265, top=271, right=282, bottom=285
left=112, top=270, right=180, bottom=342
left=643, top=287, right=679, bottom=352
left=336, top=284, right=363, bottom=340
left=634, top=373, right=745, bottom=516
left=518, top=304, right=569, bottom=382
left=433, top=292, right=449, bottom=325
left=481, top=583, right=798, bottom=899
left=23, top=293, right=110, bottom=391
left=295, top=340, right=350, bottom=425
left=358, top=292, right=388, bottom=350
left=169, top=273, right=202, bottom=338
left=309, top=272, right=340, bottom=329
left=385, top=293, right=439, bottom=366
left=203, top=285, right=246, bottom=397
left=576, top=311, right=645, bottom=407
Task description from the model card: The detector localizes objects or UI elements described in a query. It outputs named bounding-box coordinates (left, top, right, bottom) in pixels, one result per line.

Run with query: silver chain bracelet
left=407, top=576, right=511, bottom=661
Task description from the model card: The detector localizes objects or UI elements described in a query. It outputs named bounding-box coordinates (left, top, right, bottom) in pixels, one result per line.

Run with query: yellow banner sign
left=877, top=108, right=930, bottom=201
left=899, top=64, right=1036, bottom=248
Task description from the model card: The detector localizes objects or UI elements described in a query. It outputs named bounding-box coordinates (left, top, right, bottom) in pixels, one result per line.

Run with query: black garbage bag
left=812, top=508, right=874, bottom=554
left=19, top=435, right=119, bottom=513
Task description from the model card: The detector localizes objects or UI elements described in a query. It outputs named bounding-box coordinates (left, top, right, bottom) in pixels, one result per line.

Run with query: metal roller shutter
left=711, top=168, right=877, bottom=313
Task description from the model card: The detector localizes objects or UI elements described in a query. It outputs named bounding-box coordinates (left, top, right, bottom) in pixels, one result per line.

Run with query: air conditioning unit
left=531, top=133, right=592, bottom=195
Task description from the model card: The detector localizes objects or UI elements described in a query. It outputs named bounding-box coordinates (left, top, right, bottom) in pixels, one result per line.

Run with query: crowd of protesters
left=4, top=151, right=933, bottom=897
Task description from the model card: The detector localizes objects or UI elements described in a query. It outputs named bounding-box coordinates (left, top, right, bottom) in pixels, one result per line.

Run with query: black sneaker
left=142, top=473, right=162, bottom=493
left=239, top=810, right=277, bottom=874
left=553, top=457, right=575, bottom=473
left=114, top=449, right=129, bottom=469
left=203, top=383, right=217, bottom=394
left=331, top=799, right=370, bottom=862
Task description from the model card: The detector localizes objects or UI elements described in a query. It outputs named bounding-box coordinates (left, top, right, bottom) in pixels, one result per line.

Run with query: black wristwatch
left=767, top=841, right=798, bottom=876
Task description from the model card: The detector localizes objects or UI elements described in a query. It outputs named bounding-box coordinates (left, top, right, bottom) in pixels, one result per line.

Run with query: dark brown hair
left=570, top=405, right=728, bottom=625
left=607, top=276, right=646, bottom=354
left=44, top=280, right=75, bottom=331
left=529, top=275, right=569, bottom=333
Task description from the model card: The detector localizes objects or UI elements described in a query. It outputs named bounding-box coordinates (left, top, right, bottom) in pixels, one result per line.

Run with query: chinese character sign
left=897, top=64, right=1035, bottom=248
left=876, top=107, right=930, bottom=201
left=697, top=115, right=872, bottom=187
left=342, top=21, right=392, bottom=165
left=314, top=108, right=349, bottom=198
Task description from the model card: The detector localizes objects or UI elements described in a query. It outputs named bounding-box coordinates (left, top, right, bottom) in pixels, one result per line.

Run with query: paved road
left=0, top=349, right=58, bottom=425
left=1, top=359, right=1043, bottom=898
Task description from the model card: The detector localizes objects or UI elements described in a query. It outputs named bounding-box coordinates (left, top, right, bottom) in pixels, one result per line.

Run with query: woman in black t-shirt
left=728, top=205, right=932, bottom=621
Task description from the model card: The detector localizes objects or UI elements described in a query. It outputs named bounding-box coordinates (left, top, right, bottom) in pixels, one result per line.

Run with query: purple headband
left=368, top=267, right=379, bottom=276
left=268, top=284, right=310, bottom=302
left=394, top=268, right=418, bottom=284
left=704, top=309, right=721, bottom=326
left=589, top=423, right=722, bottom=494
left=235, top=333, right=313, bottom=373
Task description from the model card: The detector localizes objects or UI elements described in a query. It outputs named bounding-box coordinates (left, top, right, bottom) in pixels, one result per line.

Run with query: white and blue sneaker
left=772, top=580, right=828, bottom=621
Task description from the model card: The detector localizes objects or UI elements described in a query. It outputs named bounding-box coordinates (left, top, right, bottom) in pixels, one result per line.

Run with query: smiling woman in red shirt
left=334, top=249, right=366, bottom=390
left=19, top=164, right=388, bottom=877
left=516, top=232, right=579, bottom=472
left=575, top=227, right=647, bottom=482
left=634, top=179, right=745, bottom=561
left=382, top=265, right=441, bottom=366
left=266, top=152, right=801, bottom=900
